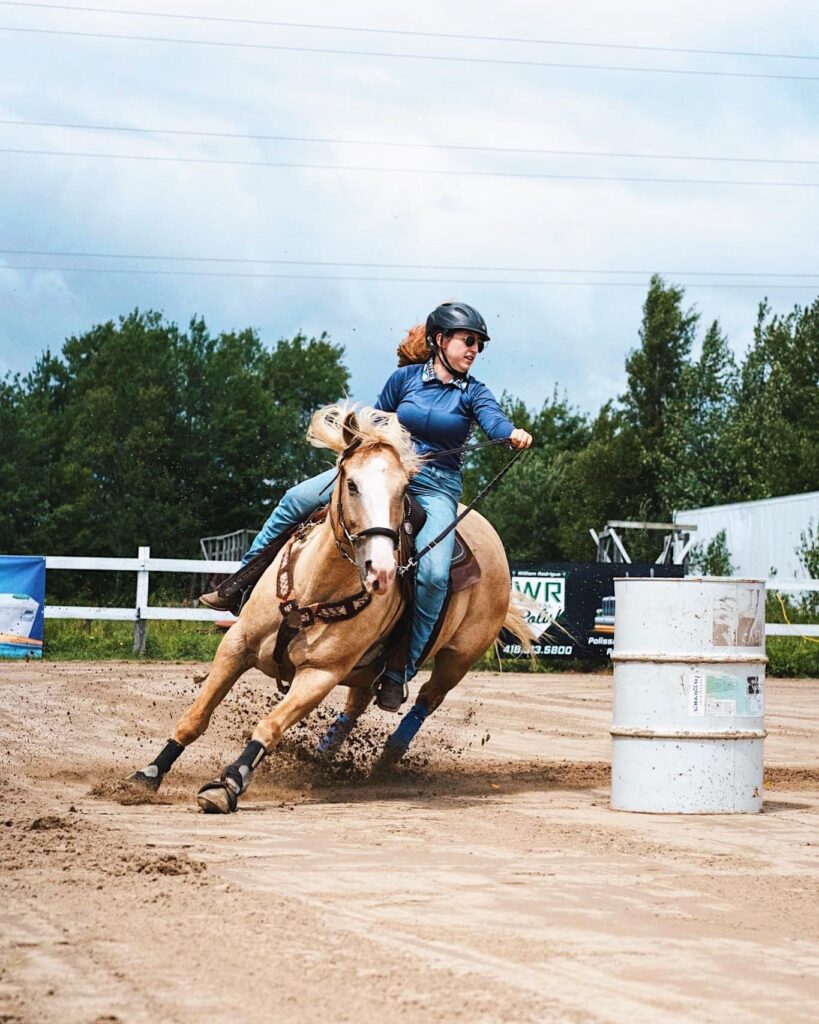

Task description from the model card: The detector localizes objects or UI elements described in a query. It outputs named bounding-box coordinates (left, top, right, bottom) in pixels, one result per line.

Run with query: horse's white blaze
left=356, top=455, right=397, bottom=594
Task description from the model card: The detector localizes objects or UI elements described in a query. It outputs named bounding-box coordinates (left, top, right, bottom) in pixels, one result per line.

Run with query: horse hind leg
left=375, top=646, right=472, bottom=772
left=316, top=677, right=376, bottom=757
left=127, top=630, right=250, bottom=792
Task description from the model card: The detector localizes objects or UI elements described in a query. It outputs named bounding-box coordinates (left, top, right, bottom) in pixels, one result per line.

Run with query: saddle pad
left=403, top=494, right=481, bottom=593
left=450, top=532, right=481, bottom=593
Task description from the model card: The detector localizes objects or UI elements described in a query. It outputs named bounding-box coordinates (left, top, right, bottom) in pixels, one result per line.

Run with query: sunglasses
left=461, top=334, right=486, bottom=353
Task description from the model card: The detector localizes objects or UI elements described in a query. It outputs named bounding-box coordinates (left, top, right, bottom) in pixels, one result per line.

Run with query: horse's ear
left=341, top=409, right=359, bottom=450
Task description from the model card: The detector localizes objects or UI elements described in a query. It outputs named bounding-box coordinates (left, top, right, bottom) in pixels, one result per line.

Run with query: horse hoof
left=372, top=741, right=407, bottom=776
left=126, top=769, right=161, bottom=792
left=196, top=781, right=238, bottom=814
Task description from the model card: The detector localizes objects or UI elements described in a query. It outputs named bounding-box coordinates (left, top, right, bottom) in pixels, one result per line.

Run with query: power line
left=3, top=248, right=819, bottom=279
left=2, top=2, right=817, bottom=64
left=1, top=264, right=816, bottom=290
left=3, top=146, right=819, bottom=188
left=3, top=118, right=818, bottom=168
left=3, top=25, right=819, bottom=82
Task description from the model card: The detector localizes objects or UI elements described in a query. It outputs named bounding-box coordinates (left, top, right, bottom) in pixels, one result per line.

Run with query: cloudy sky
left=2, top=0, right=819, bottom=413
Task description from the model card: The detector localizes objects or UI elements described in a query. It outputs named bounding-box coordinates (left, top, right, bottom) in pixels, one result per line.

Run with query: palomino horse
left=129, top=405, right=529, bottom=813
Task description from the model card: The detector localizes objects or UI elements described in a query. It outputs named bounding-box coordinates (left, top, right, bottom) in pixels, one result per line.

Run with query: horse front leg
left=197, top=666, right=338, bottom=814
left=127, top=629, right=250, bottom=792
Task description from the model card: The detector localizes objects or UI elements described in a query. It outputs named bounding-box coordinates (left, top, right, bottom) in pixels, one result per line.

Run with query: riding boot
left=375, top=671, right=409, bottom=713
left=199, top=527, right=297, bottom=614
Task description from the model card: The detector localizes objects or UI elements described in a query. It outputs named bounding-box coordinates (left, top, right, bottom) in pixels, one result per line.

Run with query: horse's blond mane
left=307, top=403, right=423, bottom=475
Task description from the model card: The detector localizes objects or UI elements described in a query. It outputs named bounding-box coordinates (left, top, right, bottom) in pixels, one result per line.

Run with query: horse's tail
left=499, top=591, right=539, bottom=667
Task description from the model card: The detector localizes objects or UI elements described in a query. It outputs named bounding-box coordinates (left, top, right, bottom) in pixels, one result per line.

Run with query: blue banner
left=0, top=556, right=46, bottom=659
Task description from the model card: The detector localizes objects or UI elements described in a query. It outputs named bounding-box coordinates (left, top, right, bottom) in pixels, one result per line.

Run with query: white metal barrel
left=611, top=577, right=766, bottom=814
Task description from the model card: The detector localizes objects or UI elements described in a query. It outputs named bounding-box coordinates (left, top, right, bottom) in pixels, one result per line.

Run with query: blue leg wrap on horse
left=317, top=712, right=352, bottom=754
left=387, top=703, right=429, bottom=753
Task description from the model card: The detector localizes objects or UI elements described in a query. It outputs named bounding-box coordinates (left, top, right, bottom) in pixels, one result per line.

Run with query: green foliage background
left=2, top=311, right=348, bottom=602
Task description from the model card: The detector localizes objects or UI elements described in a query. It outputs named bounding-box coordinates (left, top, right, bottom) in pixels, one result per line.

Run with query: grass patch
left=45, top=619, right=223, bottom=661
left=38, top=620, right=819, bottom=678
left=766, top=637, right=819, bottom=677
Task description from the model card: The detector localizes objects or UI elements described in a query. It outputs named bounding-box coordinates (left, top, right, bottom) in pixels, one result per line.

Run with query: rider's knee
left=280, top=482, right=311, bottom=518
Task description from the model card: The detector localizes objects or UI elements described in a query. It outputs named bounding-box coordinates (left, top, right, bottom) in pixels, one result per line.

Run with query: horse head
left=308, top=405, right=421, bottom=596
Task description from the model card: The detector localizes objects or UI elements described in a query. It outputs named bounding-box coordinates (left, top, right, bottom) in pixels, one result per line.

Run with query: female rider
left=201, top=301, right=533, bottom=711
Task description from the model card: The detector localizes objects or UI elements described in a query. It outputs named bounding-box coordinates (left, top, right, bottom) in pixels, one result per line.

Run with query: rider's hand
left=509, top=428, right=533, bottom=450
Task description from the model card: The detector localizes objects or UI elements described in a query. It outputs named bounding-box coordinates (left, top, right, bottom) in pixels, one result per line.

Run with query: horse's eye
left=347, top=479, right=359, bottom=495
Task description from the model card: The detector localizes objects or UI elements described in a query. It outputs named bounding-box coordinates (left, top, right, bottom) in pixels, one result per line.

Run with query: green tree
left=0, top=373, right=48, bottom=552
left=621, top=274, right=700, bottom=518
left=658, top=320, right=740, bottom=512
left=194, top=326, right=349, bottom=537
left=463, top=390, right=590, bottom=561
left=4, top=310, right=349, bottom=564
left=689, top=529, right=735, bottom=576
left=730, top=299, right=819, bottom=499
left=797, top=521, right=819, bottom=617
left=552, top=402, right=646, bottom=559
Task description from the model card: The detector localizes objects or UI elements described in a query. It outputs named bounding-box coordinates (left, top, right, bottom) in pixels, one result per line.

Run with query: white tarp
left=675, top=492, right=819, bottom=579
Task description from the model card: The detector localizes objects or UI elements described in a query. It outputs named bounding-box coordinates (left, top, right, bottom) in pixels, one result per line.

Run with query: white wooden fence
left=42, top=546, right=819, bottom=654
left=45, top=546, right=240, bottom=653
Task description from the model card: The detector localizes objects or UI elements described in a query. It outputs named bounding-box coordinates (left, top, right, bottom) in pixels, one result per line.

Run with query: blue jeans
left=242, top=467, right=338, bottom=564
left=243, top=462, right=463, bottom=683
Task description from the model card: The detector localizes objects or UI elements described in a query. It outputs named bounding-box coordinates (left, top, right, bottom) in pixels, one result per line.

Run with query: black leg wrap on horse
left=222, top=740, right=267, bottom=796
left=152, top=738, right=186, bottom=775
left=129, top=738, right=185, bottom=789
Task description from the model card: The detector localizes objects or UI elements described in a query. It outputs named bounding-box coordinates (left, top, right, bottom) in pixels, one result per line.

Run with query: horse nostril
left=372, top=580, right=380, bottom=592
left=365, top=559, right=373, bottom=572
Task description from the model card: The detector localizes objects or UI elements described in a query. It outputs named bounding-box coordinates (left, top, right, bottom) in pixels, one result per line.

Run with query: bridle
left=272, top=439, right=407, bottom=694
left=330, top=440, right=403, bottom=570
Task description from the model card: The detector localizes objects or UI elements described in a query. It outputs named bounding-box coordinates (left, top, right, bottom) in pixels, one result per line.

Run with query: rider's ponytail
left=396, top=323, right=428, bottom=366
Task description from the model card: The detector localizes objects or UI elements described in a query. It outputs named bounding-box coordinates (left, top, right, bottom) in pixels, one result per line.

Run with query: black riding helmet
left=425, top=301, right=490, bottom=348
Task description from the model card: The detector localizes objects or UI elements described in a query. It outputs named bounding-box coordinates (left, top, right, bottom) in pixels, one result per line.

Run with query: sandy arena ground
left=1, top=661, right=818, bottom=1024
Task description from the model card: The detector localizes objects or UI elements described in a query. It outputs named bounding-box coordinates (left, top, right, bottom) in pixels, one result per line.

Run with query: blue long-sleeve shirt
left=374, top=359, right=515, bottom=472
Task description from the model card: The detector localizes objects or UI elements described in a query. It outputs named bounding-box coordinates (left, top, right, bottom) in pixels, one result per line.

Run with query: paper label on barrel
left=688, top=672, right=706, bottom=716
left=745, top=676, right=764, bottom=715
left=687, top=672, right=763, bottom=717
left=705, top=674, right=739, bottom=715
left=712, top=588, right=764, bottom=647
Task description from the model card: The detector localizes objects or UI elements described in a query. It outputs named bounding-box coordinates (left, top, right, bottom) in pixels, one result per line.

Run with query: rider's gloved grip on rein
left=223, top=740, right=267, bottom=795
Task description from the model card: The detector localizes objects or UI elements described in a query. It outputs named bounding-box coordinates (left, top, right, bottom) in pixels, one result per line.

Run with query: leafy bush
left=689, top=529, right=735, bottom=576
left=766, top=638, right=819, bottom=677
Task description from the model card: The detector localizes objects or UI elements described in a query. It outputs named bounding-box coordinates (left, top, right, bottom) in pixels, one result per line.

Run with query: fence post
left=133, top=545, right=150, bottom=655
